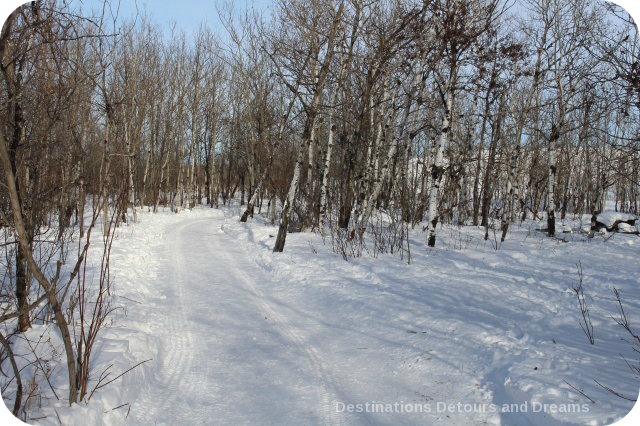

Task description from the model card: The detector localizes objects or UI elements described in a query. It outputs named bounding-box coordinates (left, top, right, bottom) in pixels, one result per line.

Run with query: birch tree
left=269, top=0, right=345, bottom=252
left=424, top=0, right=504, bottom=247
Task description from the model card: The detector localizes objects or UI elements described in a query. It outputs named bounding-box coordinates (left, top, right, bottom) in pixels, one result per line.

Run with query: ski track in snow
left=227, top=233, right=345, bottom=425
left=126, top=214, right=346, bottom=425
left=48, top=206, right=635, bottom=426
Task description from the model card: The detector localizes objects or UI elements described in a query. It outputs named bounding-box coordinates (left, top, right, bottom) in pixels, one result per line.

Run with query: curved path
left=126, top=215, right=345, bottom=425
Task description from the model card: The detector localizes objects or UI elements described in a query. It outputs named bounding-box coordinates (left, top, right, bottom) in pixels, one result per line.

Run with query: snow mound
left=595, top=211, right=637, bottom=230
left=617, top=222, right=639, bottom=234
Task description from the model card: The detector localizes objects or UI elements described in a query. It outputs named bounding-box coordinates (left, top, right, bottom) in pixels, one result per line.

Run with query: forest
left=1, top=0, right=639, bottom=423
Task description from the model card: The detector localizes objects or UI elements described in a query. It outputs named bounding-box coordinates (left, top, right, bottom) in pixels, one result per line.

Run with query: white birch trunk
left=427, top=90, right=453, bottom=247
left=501, top=146, right=519, bottom=242
left=187, top=140, right=196, bottom=208
left=356, top=81, right=416, bottom=236
left=125, top=120, right=137, bottom=223
left=272, top=1, right=344, bottom=252
left=319, top=57, right=346, bottom=227
left=307, top=124, right=316, bottom=191
left=547, top=129, right=557, bottom=236
left=273, top=138, right=307, bottom=252
left=319, top=119, right=336, bottom=227
left=155, top=152, right=169, bottom=213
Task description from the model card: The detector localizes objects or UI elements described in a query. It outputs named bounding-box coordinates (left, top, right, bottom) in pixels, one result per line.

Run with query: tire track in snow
left=230, top=255, right=345, bottom=424
left=129, top=221, right=203, bottom=424
left=130, top=215, right=345, bottom=424
left=209, top=221, right=346, bottom=425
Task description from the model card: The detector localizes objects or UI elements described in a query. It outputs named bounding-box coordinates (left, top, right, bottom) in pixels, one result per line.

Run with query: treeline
left=4, top=0, right=639, bottom=252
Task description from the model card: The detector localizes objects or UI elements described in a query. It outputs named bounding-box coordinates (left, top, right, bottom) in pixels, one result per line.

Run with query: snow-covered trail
left=80, top=205, right=636, bottom=426
left=125, top=213, right=345, bottom=425
left=106, top=208, right=500, bottom=426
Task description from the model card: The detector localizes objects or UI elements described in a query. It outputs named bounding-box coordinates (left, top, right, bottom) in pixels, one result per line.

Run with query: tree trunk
left=16, top=243, right=31, bottom=332
left=319, top=121, right=336, bottom=227
left=241, top=171, right=267, bottom=222
left=427, top=90, right=453, bottom=247
left=125, top=121, right=137, bottom=222
left=102, top=110, right=111, bottom=236
left=273, top=125, right=310, bottom=252
left=501, top=145, right=519, bottom=242
left=0, top=128, right=78, bottom=405
left=547, top=124, right=558, bottom=237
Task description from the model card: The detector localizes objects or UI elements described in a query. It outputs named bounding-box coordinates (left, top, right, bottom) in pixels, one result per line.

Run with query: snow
left=3, top=205, right=640, bottom=425
left=595, top=212, right=637, bottom=229
left=617, top=222, right=639, bottom=234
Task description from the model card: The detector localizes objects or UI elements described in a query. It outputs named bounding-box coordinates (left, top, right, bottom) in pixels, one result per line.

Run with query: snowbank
left=595, top=212, right=637, bottom=231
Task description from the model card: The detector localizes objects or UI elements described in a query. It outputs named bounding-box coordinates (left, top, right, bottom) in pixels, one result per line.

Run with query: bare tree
left=268, top=0, right=346, bottom=252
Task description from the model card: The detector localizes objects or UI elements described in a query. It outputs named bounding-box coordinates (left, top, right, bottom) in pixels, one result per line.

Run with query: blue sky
left=2, top=1, right=638, bottom=38
left=77, top=0, right=273, bottom=39
left=122, top=0, right=220, bottom=32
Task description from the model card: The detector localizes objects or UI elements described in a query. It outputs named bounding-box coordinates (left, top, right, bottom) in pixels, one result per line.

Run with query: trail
left=126, top=212, right=346, bottom=425
left=105, top=206, right=635, bottom=426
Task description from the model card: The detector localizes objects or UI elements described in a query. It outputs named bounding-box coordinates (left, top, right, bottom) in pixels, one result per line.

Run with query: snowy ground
left=4, top=204, right=639, bottom=425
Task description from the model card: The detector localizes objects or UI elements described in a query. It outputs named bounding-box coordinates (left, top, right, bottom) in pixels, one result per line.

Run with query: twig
left=115, top=295, right=142, bottom=305
left=54, top=408, right=62, bottom=425
left=90, top=363, right=114, bottom=399
left=594, top=379, right=637, bottom=402
left=611, top=288, right=640, bottom=345
left=104, top=402, right=130, bottom=413
left=0, top=332, right=22, bottom=415
left=573, top=261, right=594, bottom=344
left=88, top=359, right=152, bottom=400
left=22, top=331, right=60, bottom=401
left=563, top=379, right=596, bottom=404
